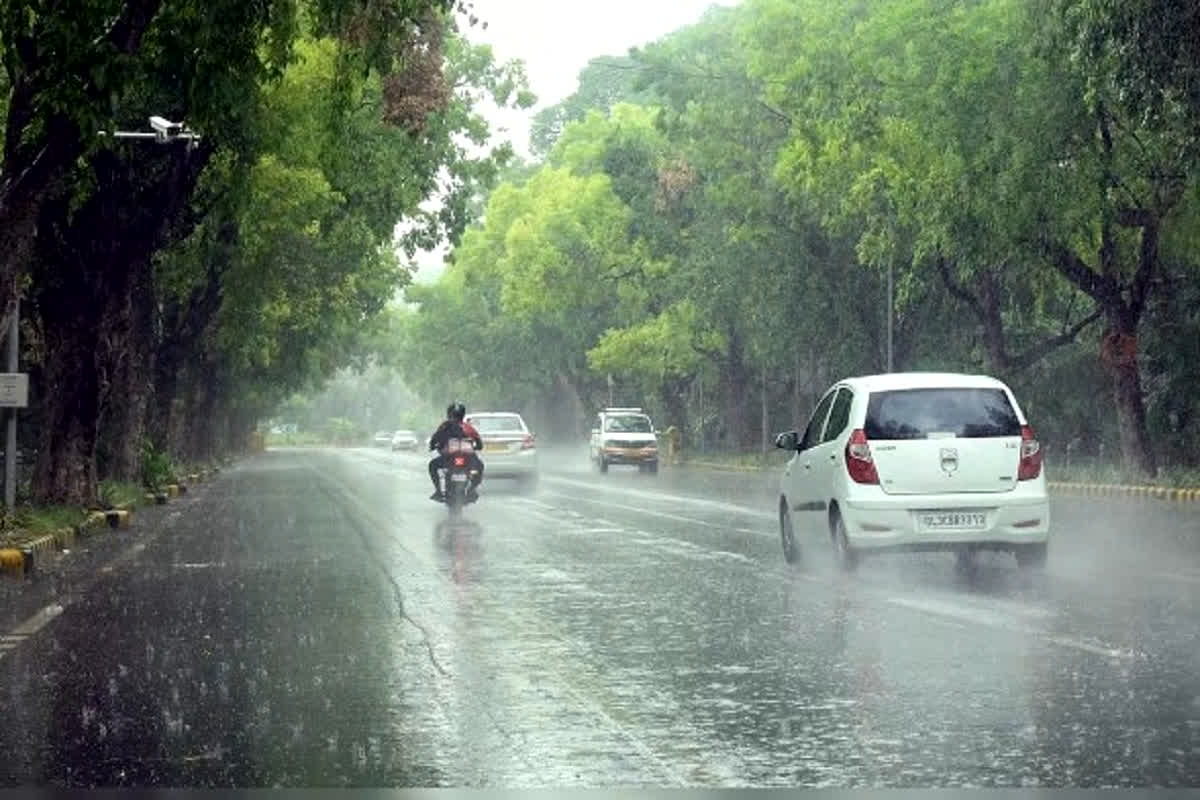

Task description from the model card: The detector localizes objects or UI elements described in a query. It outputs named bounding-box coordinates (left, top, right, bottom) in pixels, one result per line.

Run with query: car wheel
left=1015, top=542, right=1048, bottom=570
left=831, top=512, right=858, bottom=573
left=521, top=473, right=539, bottom=493
left=779, top=501, right=800, bottom=565
left=599, top=456, right=608, bottom=473
left=647, top=461, right=658, bottom=475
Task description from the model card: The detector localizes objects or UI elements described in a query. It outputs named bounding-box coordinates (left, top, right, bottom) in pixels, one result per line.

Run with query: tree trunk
left=658, top=378, right=689, bottom=449
left=96, top=256, right=155, bottom=482
left=1102, top=319, right=1156, bottom=476
left=722, top=324, right=750, bottom=450
left=32, top=305, right=102, bottom=505
left=760, top=367, right=769, bottom=453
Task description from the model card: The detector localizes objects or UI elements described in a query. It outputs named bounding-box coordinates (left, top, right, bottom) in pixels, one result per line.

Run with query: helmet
left=447, top=402, right=466, bottom=421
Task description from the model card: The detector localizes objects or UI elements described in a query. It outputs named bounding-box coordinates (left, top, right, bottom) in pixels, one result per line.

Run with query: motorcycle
left=438, top=438, right=480, bottom=517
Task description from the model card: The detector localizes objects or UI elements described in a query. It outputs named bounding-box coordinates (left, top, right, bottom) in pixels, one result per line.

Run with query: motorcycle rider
left=428, top=402, right=485, bottom=502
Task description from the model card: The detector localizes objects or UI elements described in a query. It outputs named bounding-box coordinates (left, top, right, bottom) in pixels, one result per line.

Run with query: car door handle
left=803, top=462, right=812, bottom=470
left=829, top=454, right=838, bottom=462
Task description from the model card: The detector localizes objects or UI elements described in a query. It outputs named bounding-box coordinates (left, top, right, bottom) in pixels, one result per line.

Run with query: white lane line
left=0, top=603, right=66, bottom=662
left=11, top=603, right=64, bottom=636
left=1151, top=570, right=1200, bottom=587
left=544, top=475, right=1200, bottom=593
left=542, top=475, right=776, bottom=521
left=530, top=493, right=1129, bottom=660
left=315, top=469, right=694, bottom=786
left=540, top=490, right=775, bottom=536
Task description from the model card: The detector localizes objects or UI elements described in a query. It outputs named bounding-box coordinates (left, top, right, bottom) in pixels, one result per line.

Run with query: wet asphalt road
left=1, top=446, right=1199, bottom=788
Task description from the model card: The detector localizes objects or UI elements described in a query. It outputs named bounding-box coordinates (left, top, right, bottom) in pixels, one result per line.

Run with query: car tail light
left=453, top=456, right=467, bottom=467
left=522, top=434, right=535, bottom=450
left=845, top=429, right=879, bottom=484
left=1018, top=425, right=1042, bottom=480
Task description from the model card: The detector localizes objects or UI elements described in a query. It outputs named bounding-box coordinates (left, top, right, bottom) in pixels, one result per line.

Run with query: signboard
left=0, top=373, right=29, bottom=408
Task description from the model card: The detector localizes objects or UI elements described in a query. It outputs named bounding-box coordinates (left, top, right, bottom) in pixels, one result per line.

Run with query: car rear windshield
left=470, top=415, right=525, bottom=433
left=605, top=416, right=652, bottom=433
left=865, top=388, right=1021, bottom=440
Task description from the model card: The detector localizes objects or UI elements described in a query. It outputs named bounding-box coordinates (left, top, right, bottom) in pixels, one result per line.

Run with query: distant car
left=774, top=372, right=1049, bottom=573
left=590, top=407, right=659, bottom=474
left=463, top=412, right=538, bottom=490
left=391, top=429, right=419, bottom=451
left=372, top=430, right=393, bottom=447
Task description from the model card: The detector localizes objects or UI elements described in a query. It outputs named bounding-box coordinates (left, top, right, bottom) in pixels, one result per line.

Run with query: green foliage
left=98, top=480, right=145, bottom=510
left=139, top=439, right=175, bottom=491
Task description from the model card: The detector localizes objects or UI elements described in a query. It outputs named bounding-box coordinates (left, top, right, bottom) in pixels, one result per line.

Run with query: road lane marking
left=313, top=465, right=721, bottom=785
left=1151, top=570, right=1200, bottom=586
left=11, top=603, right=64, bottom=636
left=538, top=490, right=776, bottom=535
left=542, top=475, right=776, bottom=521
left=543, top=475, right=1200, bottom=595
left=530, top=492, right=1130, bottom=660
left=0, top=603, right=66, bottom=662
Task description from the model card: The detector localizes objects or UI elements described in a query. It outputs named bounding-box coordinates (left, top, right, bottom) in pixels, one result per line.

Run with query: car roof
left=838, top=372, right=1010, bottom=393
left=466, top=412, right=524, bottom=418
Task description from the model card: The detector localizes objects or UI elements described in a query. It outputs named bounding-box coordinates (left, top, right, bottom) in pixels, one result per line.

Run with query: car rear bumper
left=840, top=498, right=1050, bottom=550
left=480, top=449, right=538, bottom=477
left=600, top=447, right=658, bottom=464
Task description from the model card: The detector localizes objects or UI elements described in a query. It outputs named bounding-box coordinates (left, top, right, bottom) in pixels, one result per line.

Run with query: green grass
left=99, top=479, right=144, bottom=509
left=680, top=449, right=791, bottom=470
left=0, top=505, right=88, bottom=547
left=1046, top=461, right=1200, bottom=488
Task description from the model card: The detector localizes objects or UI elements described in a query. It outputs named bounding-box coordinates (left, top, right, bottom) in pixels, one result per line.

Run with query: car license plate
left=485, top=443, right=506, bottom=452
left=450, top=474, right=468, bottom=483
left=920, top=511, right=987, bottom=531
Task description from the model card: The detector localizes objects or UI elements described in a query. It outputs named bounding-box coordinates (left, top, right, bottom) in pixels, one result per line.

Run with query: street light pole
left=5, top=299, right=18, bottom=510
left=886, top=259, right=894, bottom=373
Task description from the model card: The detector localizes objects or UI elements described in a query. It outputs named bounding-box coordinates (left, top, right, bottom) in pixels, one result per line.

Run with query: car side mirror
left=774, top=431, right=800, bottom=451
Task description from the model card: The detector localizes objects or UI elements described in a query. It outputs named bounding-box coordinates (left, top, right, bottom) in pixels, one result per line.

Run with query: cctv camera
left=149, top=115, right=183, bottom=138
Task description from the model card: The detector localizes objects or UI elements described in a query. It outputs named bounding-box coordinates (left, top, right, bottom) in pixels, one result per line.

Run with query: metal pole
left=6, top=298, right=18, bottom=510
left=886, top=260, right=894, bottom=373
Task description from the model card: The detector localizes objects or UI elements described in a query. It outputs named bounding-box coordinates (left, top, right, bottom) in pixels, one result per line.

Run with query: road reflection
left=432, top=519, right=484, bottom=586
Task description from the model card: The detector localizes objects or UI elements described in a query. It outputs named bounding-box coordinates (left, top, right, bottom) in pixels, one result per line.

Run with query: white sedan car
left=464, top=412, right=539, bottom=491
left=775, top=372, right=1049, bottom=572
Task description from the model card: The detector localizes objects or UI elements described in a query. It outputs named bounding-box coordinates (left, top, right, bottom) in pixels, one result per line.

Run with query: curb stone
left=2, top=508, right=115, bottom=576
left=4, top=468, right=225, bottom=580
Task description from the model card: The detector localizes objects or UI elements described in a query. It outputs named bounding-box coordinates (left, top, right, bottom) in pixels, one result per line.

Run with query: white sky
left=407, top=0, right=732, bottom=283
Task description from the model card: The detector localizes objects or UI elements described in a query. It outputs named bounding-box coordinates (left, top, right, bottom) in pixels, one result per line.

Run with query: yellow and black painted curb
left=0, top=509, right=115, bottom=577
left=683, top=460, right=773, bottom=474
left=681, top=461, right=1200, bottom=502
left=1045, top=482, right=1200, bottom=502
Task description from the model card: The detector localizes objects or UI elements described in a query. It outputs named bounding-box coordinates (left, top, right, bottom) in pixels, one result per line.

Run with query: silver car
left=464, top=412, right=539, bottom=491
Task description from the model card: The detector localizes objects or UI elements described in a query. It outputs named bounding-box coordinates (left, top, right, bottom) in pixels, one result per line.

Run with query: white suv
left=590, top=408, right=659, bottom=474
left=775, top=372, right=1049, bottom=572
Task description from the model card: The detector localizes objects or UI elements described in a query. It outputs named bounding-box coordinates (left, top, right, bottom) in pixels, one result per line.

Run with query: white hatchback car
left=775, top=372, right=1049, bottom=572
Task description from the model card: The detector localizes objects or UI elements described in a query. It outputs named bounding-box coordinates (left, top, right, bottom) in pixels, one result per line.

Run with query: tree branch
left=1040, top=239, right=1121, bottom=308
left=101, top=0, right=167, bottom=55
left=1130, top=216, right=1159, bottom=319
left=1008, top=308, right=1102, bottom=372
left=934, top=254, right=984, bottom=318
left=1116, top=207, right=1153, bottom=228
